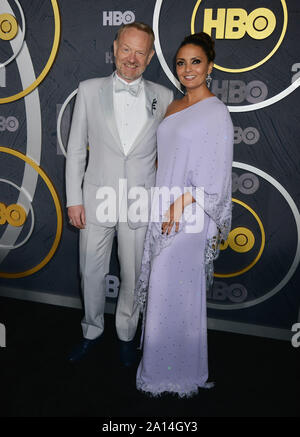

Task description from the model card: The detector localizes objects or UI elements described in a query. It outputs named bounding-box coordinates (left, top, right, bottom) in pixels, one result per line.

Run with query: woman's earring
left=206, top=73, right=212, bottom=88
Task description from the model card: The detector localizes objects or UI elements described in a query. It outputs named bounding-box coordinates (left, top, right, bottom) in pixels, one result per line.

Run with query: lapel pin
left=151, top=98, right=157, bottom=115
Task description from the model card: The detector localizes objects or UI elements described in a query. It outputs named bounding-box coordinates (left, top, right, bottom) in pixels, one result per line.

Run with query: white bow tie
left=115, top=79, right=141, bottom=97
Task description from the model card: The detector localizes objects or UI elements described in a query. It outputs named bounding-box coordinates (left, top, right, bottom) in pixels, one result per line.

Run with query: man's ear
left=147, top=48, right=155, bottom=65
left=113, top=40, right=118, bottom=57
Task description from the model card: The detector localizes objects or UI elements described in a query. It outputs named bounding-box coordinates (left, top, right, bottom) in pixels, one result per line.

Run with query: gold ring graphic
left=0, top=147, right=63, bottom=278
left=0, top=0, right=61, bottom=104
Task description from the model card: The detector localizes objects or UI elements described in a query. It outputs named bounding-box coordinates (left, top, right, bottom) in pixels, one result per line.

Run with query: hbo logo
left=0, top=116, right=19, bottom=132
left=234, top=127, right=260, bottom=145
left=204, top=8, right=276, bottom=39
left=105, top=274, right=119, bottom=298
left=211, top=80, right=268, bottom=104
left=208, top=282, right=248, bottom=303
left=232, top=172, right=259, bottom=195
left=0, top=13, right=18, bottom=41
left=103, top=11, right=135, bottom=26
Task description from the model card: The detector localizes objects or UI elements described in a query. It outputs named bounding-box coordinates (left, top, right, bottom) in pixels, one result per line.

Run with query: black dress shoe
left=119, top=339, right=137, bottom=368
left=68, top=336, right=102, bottom=363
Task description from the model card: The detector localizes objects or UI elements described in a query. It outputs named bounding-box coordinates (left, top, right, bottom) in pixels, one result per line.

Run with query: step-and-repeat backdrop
left=1, top=0, right=300, bottom=339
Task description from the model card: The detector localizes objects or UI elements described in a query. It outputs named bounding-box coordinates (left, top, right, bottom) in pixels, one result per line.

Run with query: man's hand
left=68, top=205, right=86, bottom=229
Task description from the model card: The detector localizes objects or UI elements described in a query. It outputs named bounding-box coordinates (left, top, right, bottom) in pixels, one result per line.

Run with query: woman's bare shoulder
left=164, top=98, right=186, bottom=118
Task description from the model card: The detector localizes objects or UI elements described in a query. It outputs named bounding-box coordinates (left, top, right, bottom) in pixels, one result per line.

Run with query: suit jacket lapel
left=99, top=74, right=124, bottom=155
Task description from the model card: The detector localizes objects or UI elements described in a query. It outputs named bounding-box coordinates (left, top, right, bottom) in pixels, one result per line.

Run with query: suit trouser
left=79, top=221, right=147, bottom=342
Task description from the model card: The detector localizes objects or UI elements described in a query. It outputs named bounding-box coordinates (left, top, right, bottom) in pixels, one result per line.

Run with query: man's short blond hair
left=115, top=22, right=155, bottom=48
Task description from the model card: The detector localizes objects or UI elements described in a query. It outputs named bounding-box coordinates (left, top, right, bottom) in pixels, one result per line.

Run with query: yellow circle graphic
left=191, top=0, right=288, bottom=73
left=215, top=198, right=265, bottom=278
left=0, top=147, right=63, bottom=278
left=0, top=0, right=61, bottom=104
left=0, top=13, right=18, bottom=40
left=228, top=227, right=255, bottom=253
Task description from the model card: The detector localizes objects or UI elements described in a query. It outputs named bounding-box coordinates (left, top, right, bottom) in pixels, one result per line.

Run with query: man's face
left=113, top=27, right=154, bottom=83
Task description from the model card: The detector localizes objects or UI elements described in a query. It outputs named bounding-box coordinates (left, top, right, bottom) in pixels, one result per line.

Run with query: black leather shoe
left=119, top=339, right=137, bottom=368
left=68, top=336, right=102, bottom=363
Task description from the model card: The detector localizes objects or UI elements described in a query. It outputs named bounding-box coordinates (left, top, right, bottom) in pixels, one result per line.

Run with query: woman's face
left=176, top=44, right=213, bottom=91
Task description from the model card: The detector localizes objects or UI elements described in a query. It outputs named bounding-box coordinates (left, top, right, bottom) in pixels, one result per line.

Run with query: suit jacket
left=65, top=73, right=173, bottom=228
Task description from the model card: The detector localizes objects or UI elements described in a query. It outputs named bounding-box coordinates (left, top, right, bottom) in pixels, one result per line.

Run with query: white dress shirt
left=113, top=72, right=149, bottom=221
left=113, top=73, right=148, bottom=156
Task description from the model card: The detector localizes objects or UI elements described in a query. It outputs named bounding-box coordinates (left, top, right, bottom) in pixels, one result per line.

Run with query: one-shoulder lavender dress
left=135, top=96, right=234, bottom=398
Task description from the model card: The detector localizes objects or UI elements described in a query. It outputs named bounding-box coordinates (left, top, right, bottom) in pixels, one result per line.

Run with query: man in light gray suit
left=66, top=22, right=173, bottom=365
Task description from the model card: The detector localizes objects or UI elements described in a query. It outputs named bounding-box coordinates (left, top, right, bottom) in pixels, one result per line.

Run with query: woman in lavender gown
left=135, top=32, right=233, bottom=397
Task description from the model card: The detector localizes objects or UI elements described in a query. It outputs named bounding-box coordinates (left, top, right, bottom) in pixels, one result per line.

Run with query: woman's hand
left=161, top=192, right=195, bottom=235
left=161, top=196, right=185, bottom=235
